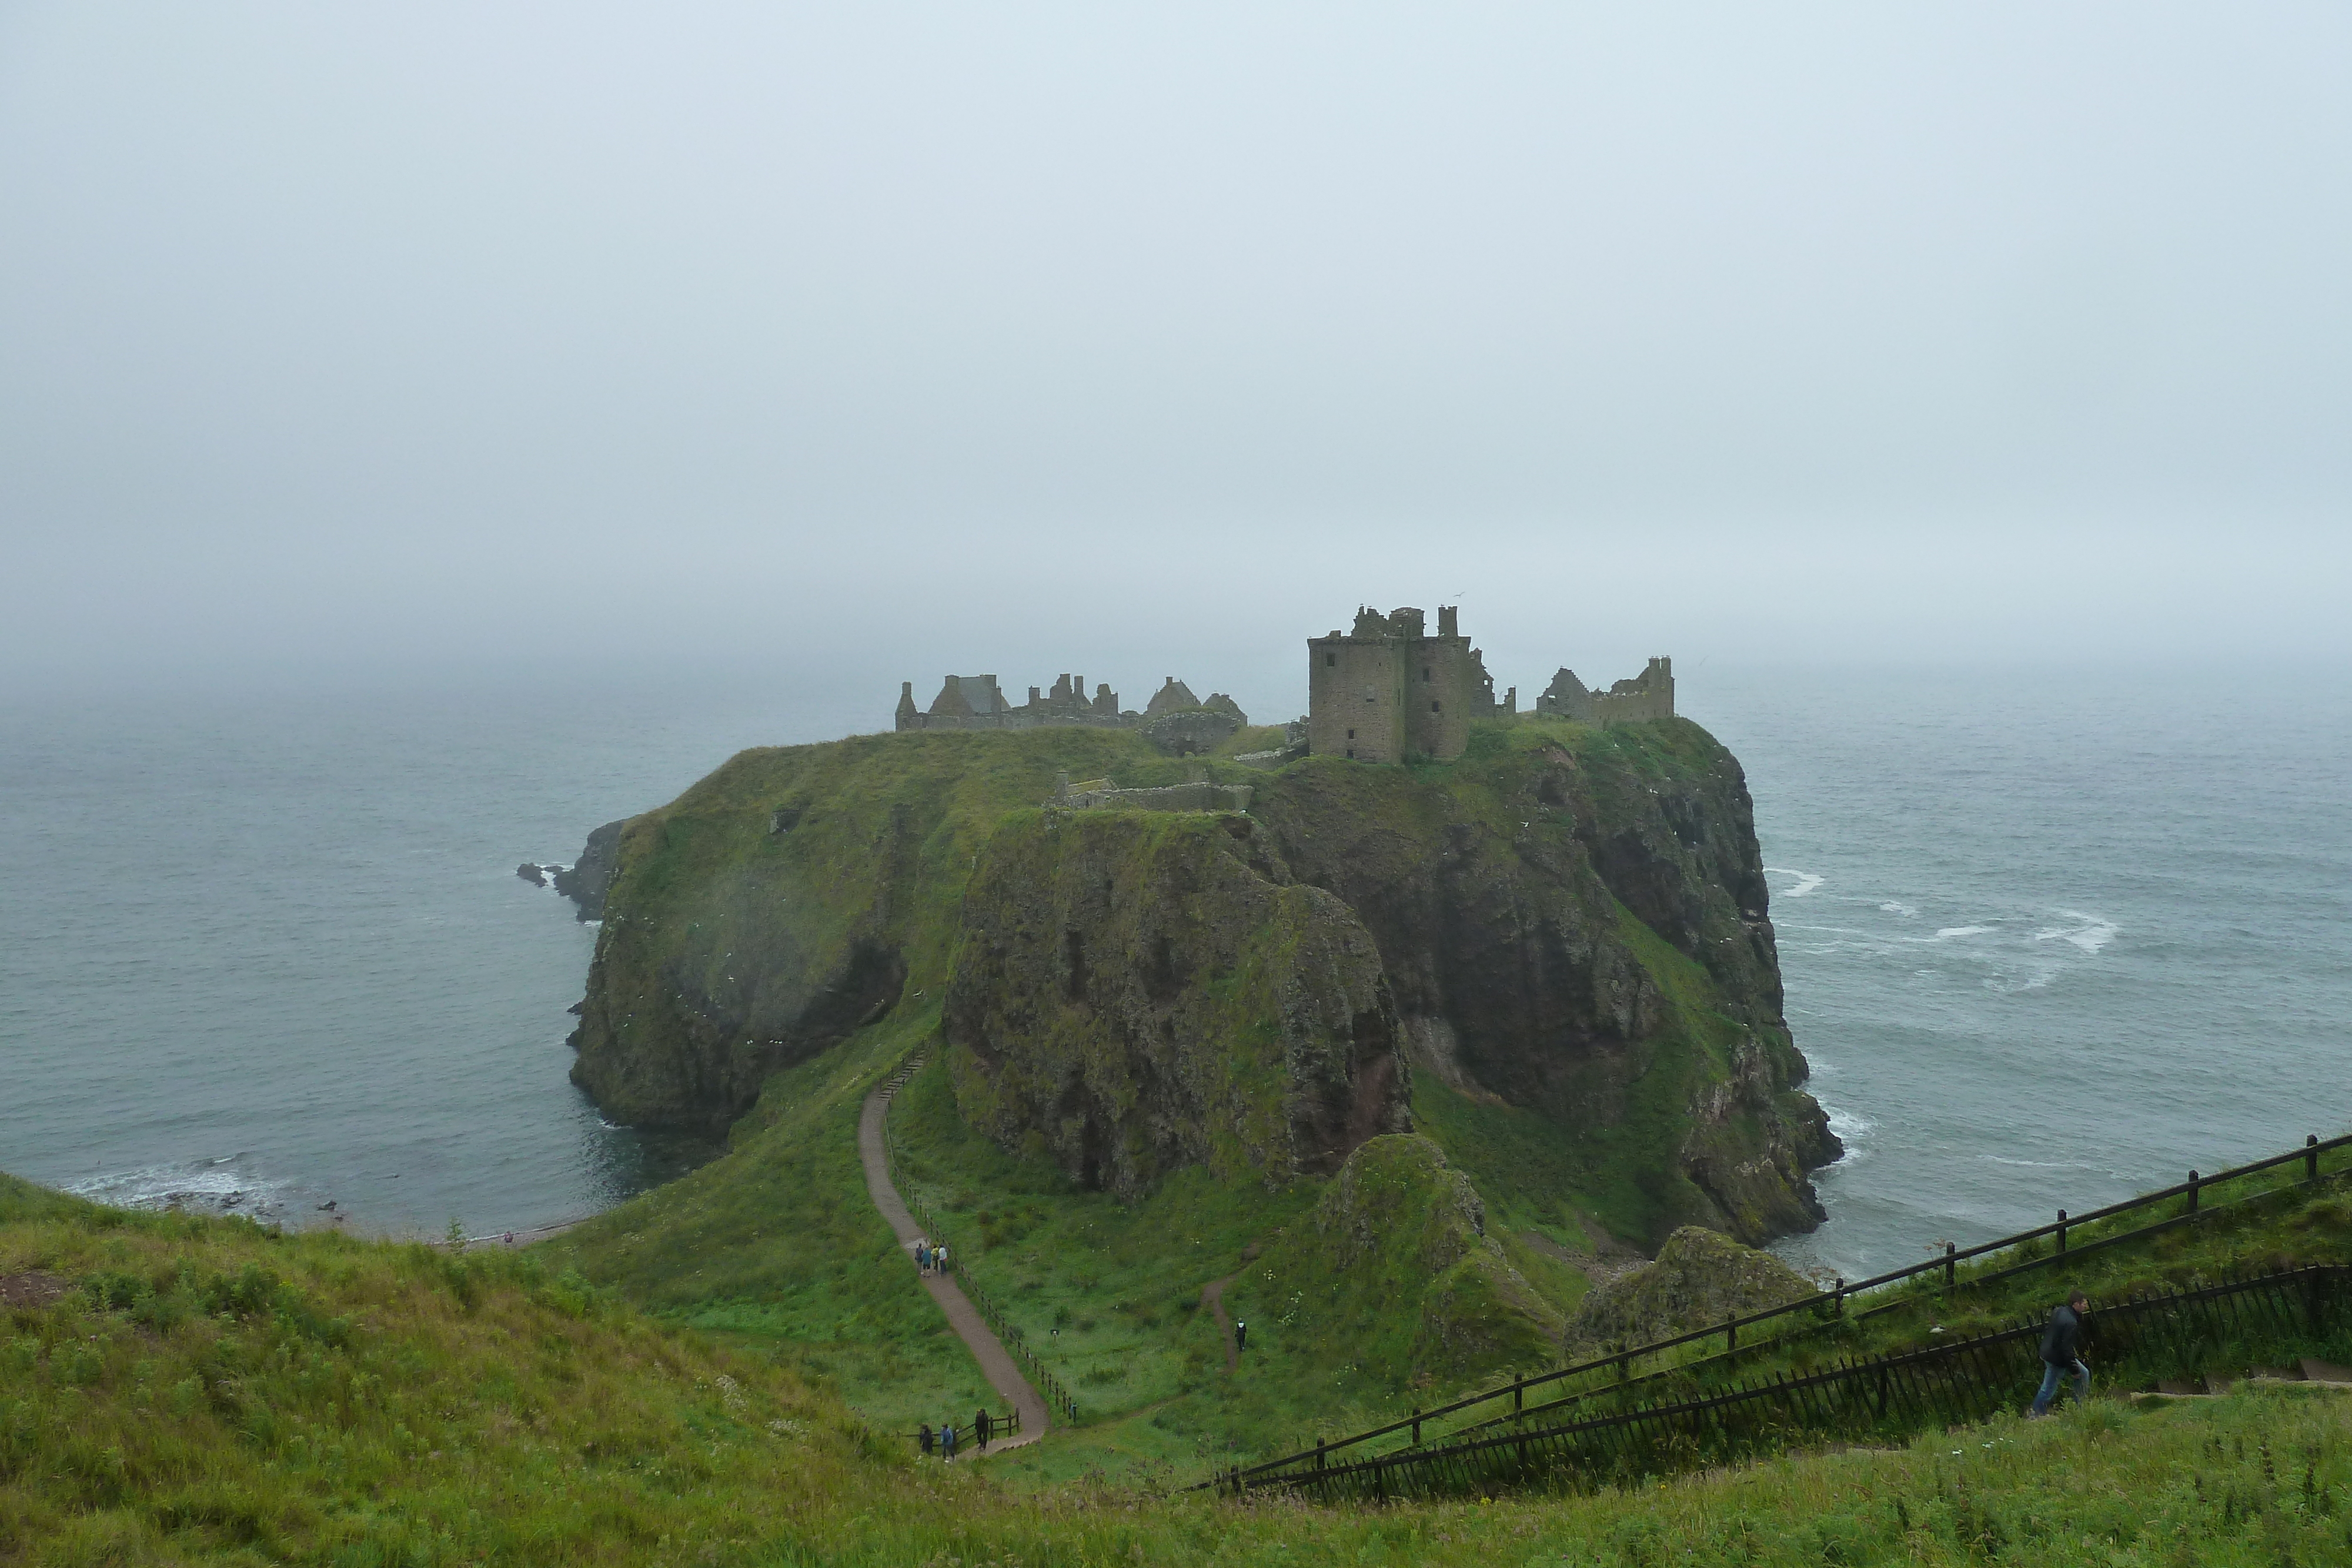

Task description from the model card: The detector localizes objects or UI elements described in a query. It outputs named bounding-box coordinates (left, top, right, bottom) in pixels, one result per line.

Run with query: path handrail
left=1240, top=1263, right=2348, bottom=1500
left=1207, top=1126, right=2352, bottom=1490
left=911, top=1405, right=1020, bottom=1455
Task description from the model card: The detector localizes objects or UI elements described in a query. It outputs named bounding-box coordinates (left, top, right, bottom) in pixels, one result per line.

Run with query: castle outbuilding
left=893, top=670, right=1247, bottom=734
left=1307, top=606, right=1672, bottom=762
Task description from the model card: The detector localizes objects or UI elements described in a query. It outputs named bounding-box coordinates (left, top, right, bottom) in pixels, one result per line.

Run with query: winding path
left=857, top=1082, right=1048, bottom=1455
left=1200, top=1273, right=1241, bottom=1373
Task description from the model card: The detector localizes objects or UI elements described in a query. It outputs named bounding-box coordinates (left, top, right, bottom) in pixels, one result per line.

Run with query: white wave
left=1979, top=1155, right=2100, bottom=1171
left=68, top=1160, right=297, bottom=1219
left=1765, top=866, right=1823, bottom=898
left=1932, top=925, right=1996, bottom=940
left=1826, top=1106, right=1873, bottom=1141
left=2033, top=910, right=2117, bottom=954
left=1880, top=901, right=1917, bottom=917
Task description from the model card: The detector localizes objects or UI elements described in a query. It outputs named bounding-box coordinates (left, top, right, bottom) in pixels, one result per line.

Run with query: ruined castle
left=1308, top=605, right=1672, bottom=763
left=894, top=671, right=1244, bottom=733
left=891, top=606, right=1670, bottom=767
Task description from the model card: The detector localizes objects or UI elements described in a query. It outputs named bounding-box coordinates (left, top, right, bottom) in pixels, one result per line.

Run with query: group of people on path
left=913, top=1236, right=951, bottom=1277
left=918, top=1407, right=1005, bottom=1460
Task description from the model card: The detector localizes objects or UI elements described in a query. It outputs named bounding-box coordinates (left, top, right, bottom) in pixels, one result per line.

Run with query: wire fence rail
left=910, top=1405, right=1021, bottom=1460
left=1200, top=1127, right=2352, bottom=1495
left=877, top=1050, right=1084, bottom=1427
left=1212, top=1263, right=2352, bottom=1502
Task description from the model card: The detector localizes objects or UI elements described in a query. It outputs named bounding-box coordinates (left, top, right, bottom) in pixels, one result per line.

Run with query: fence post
left=1944, top=1242, right=1956, bottom=1289
left=2309, top=1135, right=2321, bottom=1182
left=2188, top=1171, right=2200, bottom=1214
left=1834, top=1278, right=1845, bottom=1318
left=1514, top=1374, right=1525, bottom=1413
left=1726, top=1319, right=1738, bottom=1352
left=1411, top=1409, right=1422, bottom=1445
left=2056, top=1210, right=2067, bottom=1254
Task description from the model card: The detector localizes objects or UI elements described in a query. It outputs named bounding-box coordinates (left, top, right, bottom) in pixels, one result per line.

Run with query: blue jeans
left=2032, top=1358, right=2089, bottom=1415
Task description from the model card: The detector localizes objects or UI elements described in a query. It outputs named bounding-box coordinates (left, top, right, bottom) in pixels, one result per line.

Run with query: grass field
left=9, top=1162, right=2352, bottom=1565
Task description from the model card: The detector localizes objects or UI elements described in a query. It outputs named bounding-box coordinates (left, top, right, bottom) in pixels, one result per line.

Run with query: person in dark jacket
left=2030, top=1290, right=2091, bottom=1416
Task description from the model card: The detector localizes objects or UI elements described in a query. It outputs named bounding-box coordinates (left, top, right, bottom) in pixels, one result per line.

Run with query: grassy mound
left=1566, top=1223, right=1816, bottom=1353
left=1225, top=1134, right=1565, bottom=1396
left=0, top=1175, right=874, bottom=1564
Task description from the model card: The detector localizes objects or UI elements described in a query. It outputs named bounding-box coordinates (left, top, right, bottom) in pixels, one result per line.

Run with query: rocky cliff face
left=552, top=819, right=625, bottom=921
left=1247, top=718, right=1836, bottom=1243
left=565, top=716, right=1836, bottom=1243
left=944, top=811, right=1409, bottom=1195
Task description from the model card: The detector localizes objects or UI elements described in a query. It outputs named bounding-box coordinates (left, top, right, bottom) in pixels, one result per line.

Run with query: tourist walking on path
left=941, top=1419, right=958, bottom=1460
left=916, top=1241, right=929, bottom=1274
left=857, top=1081, right=1049, bottom=1452
left=936, top=1242, right=950, bottom=1276
left=1235, top=1319, right=1247, bottom=1352
left=2029, top=1291, right=2091, bottom=1416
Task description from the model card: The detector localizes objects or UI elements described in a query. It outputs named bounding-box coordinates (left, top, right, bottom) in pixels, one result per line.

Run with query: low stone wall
left=1050, top=776, right=1253, bottom=814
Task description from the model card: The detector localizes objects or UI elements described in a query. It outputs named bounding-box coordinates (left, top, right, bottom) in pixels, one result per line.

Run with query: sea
left=2, top=666, right=2346, bottom=1273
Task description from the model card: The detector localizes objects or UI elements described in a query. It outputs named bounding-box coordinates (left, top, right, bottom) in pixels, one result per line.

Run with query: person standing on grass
left=976, top=1407, right=991, bottom=1448
left=2030, top=1290, right=2091, bottom=1416
left=941, top=1419, right=957, bottom=1460
left=1235, top=1319, right=1247, bottom=1352
left=919, top=1423, right=934, bottom=1457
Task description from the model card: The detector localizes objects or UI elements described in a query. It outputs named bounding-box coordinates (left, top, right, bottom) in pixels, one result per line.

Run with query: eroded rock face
left=553, top=819, right=626, bottom=920
left=944, top=811, right=1410, bottom=1195
left=1565, top=1225, right=1816, bottom=1352
left=1247, top=720, right=1837, bottom=1244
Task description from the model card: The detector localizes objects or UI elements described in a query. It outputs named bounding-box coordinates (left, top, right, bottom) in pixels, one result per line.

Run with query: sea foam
left=2035, top=911, right=2117, bottom=954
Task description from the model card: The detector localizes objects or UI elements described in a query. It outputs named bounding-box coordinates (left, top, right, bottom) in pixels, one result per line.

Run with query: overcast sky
left=3, top=4, right=2347, bottom=712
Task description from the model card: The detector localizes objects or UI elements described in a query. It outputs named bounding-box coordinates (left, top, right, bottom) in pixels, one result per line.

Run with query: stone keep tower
left=1308, top=605, right=1484, bottom=763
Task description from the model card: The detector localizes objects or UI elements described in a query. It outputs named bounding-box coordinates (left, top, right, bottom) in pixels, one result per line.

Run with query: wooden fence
left=1217, top=1263, right=2351, bottom=1502
left=910, top=1405, right=1021, bottom=1459
left=1203, top=1128, right=2352, bottom=1495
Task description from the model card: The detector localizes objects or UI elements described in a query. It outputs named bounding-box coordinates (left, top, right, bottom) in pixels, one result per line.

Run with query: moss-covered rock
left=944, top=811, right=1408, bottom=1195
left=1232, top=1134, right=1564, bottom=1388
left=1565, top=1225, right=1816, bottom=1352
left=567, top=728, right=1168, bottom=1132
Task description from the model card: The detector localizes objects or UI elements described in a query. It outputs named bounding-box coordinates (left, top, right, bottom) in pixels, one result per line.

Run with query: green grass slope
left=11, top=1169, right=2352, bottom=1565
left=0, top=1174, right=876, bottom=1564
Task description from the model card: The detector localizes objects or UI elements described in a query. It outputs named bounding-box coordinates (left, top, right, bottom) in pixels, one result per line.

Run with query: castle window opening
left=1431, top=700, right=1441, bottom=713
left=1347, top=728, right=1355, bottom=740
left=1422, top=666, right=1431, bottom=681
left=1326, top=653, right=1335, bottom=666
